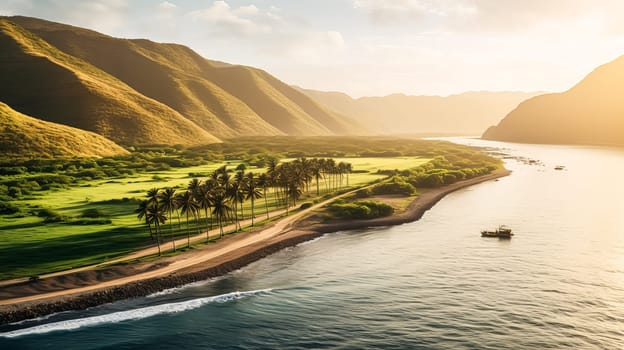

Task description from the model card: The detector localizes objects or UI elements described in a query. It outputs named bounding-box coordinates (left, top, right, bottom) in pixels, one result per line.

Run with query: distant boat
left=481, top=225, right=513, bottom=238
left=554, top=165, right=565, bottom=170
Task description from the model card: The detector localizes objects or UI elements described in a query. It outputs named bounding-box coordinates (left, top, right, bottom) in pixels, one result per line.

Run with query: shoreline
left=0, top=169, right=510, bottom=325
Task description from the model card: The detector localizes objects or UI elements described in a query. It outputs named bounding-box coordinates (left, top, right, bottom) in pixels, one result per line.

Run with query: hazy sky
left=3, top=0, right=624, bottom=97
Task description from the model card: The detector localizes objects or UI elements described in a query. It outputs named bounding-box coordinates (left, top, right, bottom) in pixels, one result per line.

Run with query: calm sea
left=2, top=139, right=623, bottom=349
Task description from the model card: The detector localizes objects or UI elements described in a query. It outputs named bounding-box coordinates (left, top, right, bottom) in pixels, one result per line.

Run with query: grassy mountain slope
left=8, top=16, right=365, bottom=137
left=0, top=102, right=128, bottom=157
left=0, top=19, right=219, bottom=146
left=301, top=88, right=540, bottom=135
left=483, top=56, right=624, bottom=146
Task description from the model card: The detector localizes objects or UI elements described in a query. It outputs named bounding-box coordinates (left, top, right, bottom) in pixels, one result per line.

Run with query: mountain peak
left=483, top=55, right=624, bottom=146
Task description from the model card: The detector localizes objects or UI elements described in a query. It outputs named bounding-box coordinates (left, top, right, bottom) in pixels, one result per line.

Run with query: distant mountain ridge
left=299, top=88, right=541, bottom=136
left=483, top=56, right=624, bottom=146
left=0, top=16, right=366, bottom=150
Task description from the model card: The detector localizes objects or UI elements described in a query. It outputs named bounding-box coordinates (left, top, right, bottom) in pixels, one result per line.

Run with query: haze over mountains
left=483, top=55, right=624, bottom=146
left=300, top=88, right=540, bottom=136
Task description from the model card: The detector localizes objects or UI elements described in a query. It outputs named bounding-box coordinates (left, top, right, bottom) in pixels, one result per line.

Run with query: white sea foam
left=146, top=276, right=226, bottom=298
left=0, top=289, right=271, bottom=338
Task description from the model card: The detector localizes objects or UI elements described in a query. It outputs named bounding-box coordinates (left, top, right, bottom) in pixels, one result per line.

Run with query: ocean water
left=2, top=139, right=624, bottom=349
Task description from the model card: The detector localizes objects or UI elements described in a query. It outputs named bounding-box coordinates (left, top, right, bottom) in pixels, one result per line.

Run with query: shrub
left=81, top=208, right=104, bottom=218
left=357, top=201, right=394, bottom=218
left=328, top=201, right=394, bottom=220
left=299, top=202, right=313, bottom=210
left=328, top=203, right=371, bottom=219
left=0, top=201, right=20, bottom=215
left=43, top=215, right=65, bottom=223
left=371, top=178, right=415, bottom=196
left=354, top=188, right=372, bottom=198
left=66, top=218, right=112, bottom=225
left=7, top=187, right=22, bottom=198
left=35, top=205, right=67, bottom=222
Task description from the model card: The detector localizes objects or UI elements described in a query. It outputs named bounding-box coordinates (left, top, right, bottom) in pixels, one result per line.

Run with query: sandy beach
left=0, top=169, right=510, bottom=325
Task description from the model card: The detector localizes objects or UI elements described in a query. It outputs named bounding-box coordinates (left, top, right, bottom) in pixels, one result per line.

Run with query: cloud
left=263, top=30, right=345, bottom=64
left=0, top=0, right=130, bottom=33
left=353, top=0, right=475, bottom=24
left=185, top=1, right=344, bottom=64
left=353, top=0, right=624, bottom=35
left=0, top=0, right=33, bottom=16
left=158, top=1, right=176, bottom=10
left=189, top=1, right=276, bottom=37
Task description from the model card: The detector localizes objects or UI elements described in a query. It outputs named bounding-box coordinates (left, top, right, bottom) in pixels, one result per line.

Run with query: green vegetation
left=136, top=157, right=354, bottom=255
left=371, top=178, right=416, bottom=196
left=0, top=137, right=500, bottom=280
left=327, top=200, right=394, bottom=220
left=375, top=153, right=501, bottom=188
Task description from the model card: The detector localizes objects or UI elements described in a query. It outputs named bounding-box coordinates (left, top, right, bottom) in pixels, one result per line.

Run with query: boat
left=554, top=165, right=565, bottom=170
left=481, top=225, right=513, bottom=238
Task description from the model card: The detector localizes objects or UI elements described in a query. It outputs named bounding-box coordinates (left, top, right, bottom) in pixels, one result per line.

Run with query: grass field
left=0, top=156, right=428, bottom=280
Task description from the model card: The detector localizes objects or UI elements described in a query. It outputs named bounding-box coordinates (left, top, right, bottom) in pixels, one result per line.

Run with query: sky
left=2, top=0, right=624, bottom=97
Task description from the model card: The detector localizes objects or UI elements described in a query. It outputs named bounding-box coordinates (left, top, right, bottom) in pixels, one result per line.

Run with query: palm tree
left=235, top=170, right=246, bottom=224
left=135, top=200, right=153, bottom=240
left=287, top=182, right=303, bottom=207
left=311, top=159, right=323, bottom=196
left=146, top=202, right=166, bottom=256
left=228, top=175, right=244, bottom=231
left=325, top=159, right=337, bottom=191
left=177, top=191, right=199, bottom=248
left=245, top=172, right=263, bottom=226
left=211, top=188, right=231, bottom=238
left=345, top=162, right=353, bottom=186
left=147, top=187, right=160, bottom=206
left=146, top=188, right=161, bottom=243
left=258, top=173, right=270, bottom=219
left=188, top=178, right=201, bottom=196
left=159, top=188, right=177, bottom=252
left=338, top=162, right=347, bottom=188
left=197, top=184, right=213, bottom=242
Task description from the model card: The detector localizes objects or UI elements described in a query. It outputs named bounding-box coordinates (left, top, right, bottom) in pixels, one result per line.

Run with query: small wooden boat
left=481, top=225, right=513, bottom=238
left=554, top=165, right=565, bottom=170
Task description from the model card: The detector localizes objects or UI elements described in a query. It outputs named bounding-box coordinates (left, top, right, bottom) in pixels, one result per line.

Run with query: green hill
left=483, top=56, right=624, bottom=146
left=6, top=16, right=365, bottom=138
left=300, top=88, right=540, bottom=136
left=0, top=102, right=128, bottom=157
left=0, top=19, right=219, bottom=146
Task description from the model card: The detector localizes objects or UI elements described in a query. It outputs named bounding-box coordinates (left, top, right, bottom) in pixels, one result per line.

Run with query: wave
left=0, top=289, right=272, bottom=338
left=146, top=276, right=226, bottom=298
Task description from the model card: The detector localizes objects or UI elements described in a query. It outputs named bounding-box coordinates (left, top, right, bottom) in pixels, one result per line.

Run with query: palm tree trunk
left=146, top=219, right=154, bottom=240
left=186, top=212, right=191, bottom=248
left=208, top=209, right=213, bottom=231
left=233, top=201, right=239, bottom=231
left=155, top=221, right=161, bottom=256
left=170, top=209, right=176, bottom=252
left=316, top=176, right=320, bottom=196
left=205, top=208, right=210, bottom=242
left=240, top=202, right=244, bottom=230
left=251, top=197, right=255, bottom=226
left=194, top=213, right=201, bottom=235
left=264, top=189, right=269, bottom=219
left=218, top=213, right=224, bottom=237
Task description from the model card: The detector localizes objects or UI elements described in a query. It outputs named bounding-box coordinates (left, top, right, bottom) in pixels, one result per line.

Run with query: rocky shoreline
left=0, top=169, right=510, bottom=325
